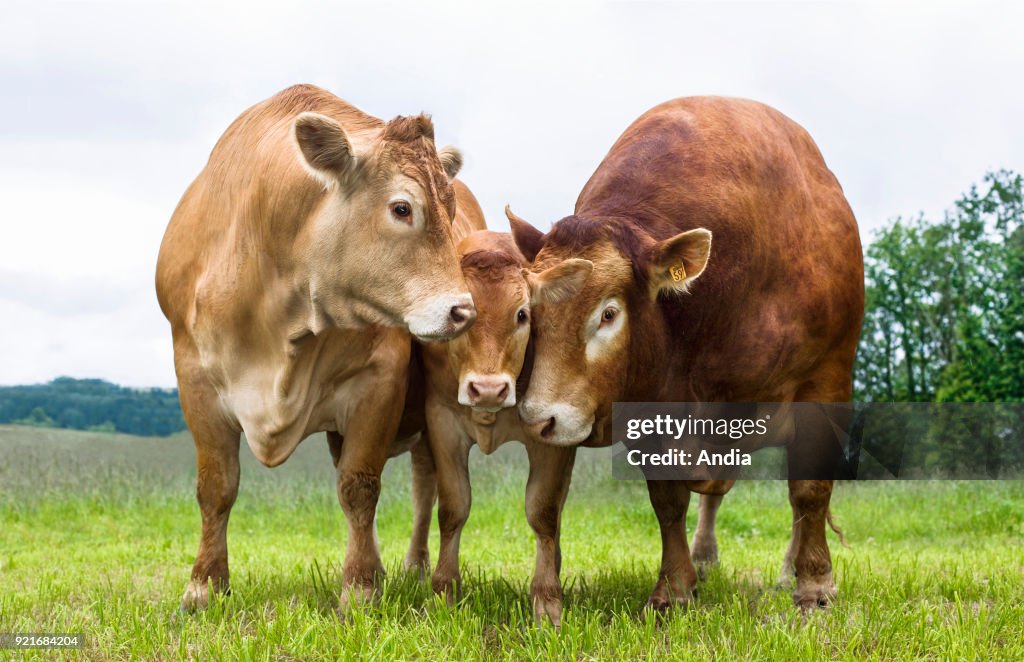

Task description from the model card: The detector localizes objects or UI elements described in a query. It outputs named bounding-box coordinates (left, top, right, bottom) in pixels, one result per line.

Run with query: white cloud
left=1, top=0, right=1022, bottom=386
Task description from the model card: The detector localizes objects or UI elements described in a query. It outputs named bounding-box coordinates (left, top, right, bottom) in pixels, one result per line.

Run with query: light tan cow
left=156, top=84, right=476, bottom=611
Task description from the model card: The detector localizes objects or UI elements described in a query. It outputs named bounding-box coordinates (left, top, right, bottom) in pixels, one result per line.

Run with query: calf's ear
left=294, top=112, right=355, bottom=185
left=525, top=259, right=593, bottom=305
left=506, top=205, right=545, bottom=262
left=646, top=228, right=712, bottom=296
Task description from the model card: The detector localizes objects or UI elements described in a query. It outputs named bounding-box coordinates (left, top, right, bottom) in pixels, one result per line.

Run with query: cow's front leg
left=178, top=359, right=241, bottom=611
left=524, top=442, right=577, bottom=627
left=645, top=480, right=697, bottom=611
left=335, top=379, right=406, bottom=613
left=404, top=436, right=437, bottom=577
left=427, top=404, right=472, bottom=603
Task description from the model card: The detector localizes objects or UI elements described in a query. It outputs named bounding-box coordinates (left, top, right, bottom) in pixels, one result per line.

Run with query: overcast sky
left=1, top=1, right=1022, bottom=387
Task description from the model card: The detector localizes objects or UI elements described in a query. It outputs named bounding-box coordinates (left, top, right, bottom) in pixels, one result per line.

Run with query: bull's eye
left=390, top=201, right=412, bottom=221
left=600, top=307, right=618, bottom=326
left=516, top=308, right=529, bottom=325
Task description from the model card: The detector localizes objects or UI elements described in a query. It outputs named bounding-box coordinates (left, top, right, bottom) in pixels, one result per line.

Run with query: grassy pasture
left=1, top=424, right=1022, bottom=660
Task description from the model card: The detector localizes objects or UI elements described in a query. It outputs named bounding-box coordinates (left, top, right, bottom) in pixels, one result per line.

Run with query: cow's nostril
left=540, top=417, right=556, bottom=439
left=497, top=383, right=509, bottom=400
left=467, top=382, right=480, bottom=399
left=449, top=300, right=476, bottom=327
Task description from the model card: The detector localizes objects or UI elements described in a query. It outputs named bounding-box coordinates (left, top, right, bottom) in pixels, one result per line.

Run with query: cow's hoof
left=431, top=574, right=461, bottom=606
left=338, top=583, right=378, bottom=615
left=792, top=579, right=837, bottom=610
left=531, top=592, right=563, bottom=628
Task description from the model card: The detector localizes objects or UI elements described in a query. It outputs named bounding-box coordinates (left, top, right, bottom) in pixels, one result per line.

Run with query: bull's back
left=580, top=97, right=863, bottom=399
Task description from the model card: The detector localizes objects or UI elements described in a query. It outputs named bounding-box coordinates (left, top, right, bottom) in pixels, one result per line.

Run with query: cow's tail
left=826, top=508, right=849, bottom=548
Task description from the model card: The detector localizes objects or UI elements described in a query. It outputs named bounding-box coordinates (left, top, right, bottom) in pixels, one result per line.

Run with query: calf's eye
left=600, top=307, right=618, bottom=326
left=517, top=308, right=529, bottom=324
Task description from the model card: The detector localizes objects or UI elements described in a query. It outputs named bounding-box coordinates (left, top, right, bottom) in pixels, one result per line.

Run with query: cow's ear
left=646, top=228, right=712, bottom=296
left=437, top=146, right=463, bottom=180
left=294, top=112, right=355, bottom=184
left=506, top=205, right=545, bottom=262
left=525, top=259, right=593, bottom=305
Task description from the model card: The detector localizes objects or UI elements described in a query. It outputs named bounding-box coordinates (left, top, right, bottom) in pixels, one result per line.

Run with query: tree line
left=0, top=377, right=185, bottom=437
left=854, top=170, right=1023, bottom=475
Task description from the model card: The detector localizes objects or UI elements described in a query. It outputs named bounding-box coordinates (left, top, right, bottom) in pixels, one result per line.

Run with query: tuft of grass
left=1, top=424, right=1022, bottom=660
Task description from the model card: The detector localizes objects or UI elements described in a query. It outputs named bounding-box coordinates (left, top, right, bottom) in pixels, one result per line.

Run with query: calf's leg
left=428, top=406, right=473, bottom=603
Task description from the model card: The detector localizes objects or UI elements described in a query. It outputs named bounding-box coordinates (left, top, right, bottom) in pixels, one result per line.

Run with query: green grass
left=1, top=424, right=1022, bottom=660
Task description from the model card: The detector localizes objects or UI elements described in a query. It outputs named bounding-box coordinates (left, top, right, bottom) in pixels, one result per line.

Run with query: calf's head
left=446, top=231, right=591, bottom=412
left=508, top=209, right=712, bottom=446
left=293, top=112, right=474, bottom=341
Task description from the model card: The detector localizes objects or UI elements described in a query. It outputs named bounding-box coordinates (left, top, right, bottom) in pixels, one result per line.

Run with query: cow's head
left=508, top=208, right=711, bottom=446
left=444, top=230, right=591, bottom=412
left=294, top=112, right=475, bottom=341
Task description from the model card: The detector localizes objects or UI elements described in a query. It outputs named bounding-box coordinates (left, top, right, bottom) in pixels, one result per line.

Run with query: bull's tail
left=827, top=508, right=849, bottom=548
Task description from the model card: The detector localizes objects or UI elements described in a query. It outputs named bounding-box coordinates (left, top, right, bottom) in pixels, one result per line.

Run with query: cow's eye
left=516, top=308, right=529, bottom=325
left=390, top=201, right=412, bottom=221
left=600, top=307, right=618, bottom=326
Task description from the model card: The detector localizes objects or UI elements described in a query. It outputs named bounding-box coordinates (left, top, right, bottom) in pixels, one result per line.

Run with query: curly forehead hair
left=375, top=114, right=455, bottom=214
left=382, top=114, right=435, bottom=142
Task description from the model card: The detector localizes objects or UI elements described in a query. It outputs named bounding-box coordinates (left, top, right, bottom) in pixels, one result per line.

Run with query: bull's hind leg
left=785, top=392, right=848, bottom=608
left=177, top=358, right=241, bottom=611
left=691, top=494, right=724, bottom=576
left=645, top=480, right=698, bottom=611
left=404, top=436, right=437, bottom=576
left=524, top=442, right=577, bottom=627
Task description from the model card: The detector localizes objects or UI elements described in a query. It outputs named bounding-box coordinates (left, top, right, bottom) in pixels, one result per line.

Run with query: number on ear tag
left=670, top=263, right=686, bottom=282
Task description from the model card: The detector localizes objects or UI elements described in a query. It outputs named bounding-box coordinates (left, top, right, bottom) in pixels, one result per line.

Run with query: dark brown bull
left=507, top=96, right=864, bottom=619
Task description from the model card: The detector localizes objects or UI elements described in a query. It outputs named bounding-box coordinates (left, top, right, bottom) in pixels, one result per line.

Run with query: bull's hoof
left=792, top=580, right=837, bottom=610
left=338, top=582, right=378, bottom=615
left=531, top=589, right=563, bottom=628
left=180, top=578, right=229, bottom=612
left=402, top=554, right=430, bottom=582
left=644, top=587, right=697, bottom=614
left=691, top=542, right=719, bottom=579
left=431, top=573, right=462, bottom=606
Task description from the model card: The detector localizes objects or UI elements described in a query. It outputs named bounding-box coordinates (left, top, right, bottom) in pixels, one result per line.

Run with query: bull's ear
left=437, top=146, right=463, bottom=180
left=506, top=205, right=545, bottom=262
left=646, top=228, right=712, bottom=296
left=294, top=112, right=355, bottom=183
left=525, top=259, right=593, bottom=305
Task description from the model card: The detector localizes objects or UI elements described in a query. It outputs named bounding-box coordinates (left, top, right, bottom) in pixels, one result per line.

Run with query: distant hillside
left=0, top=377, right=185, bottom=436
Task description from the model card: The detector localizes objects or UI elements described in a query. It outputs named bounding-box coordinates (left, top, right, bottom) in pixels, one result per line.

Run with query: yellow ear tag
left=670, top=263, right=687, bottom=282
